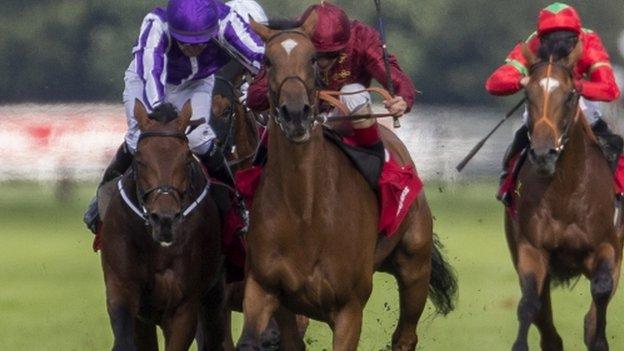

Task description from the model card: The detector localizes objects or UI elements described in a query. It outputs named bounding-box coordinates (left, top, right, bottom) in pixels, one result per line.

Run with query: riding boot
left=498, top=125, right=530, bottom=205
left=351, top=104, right=385, bottom=158
left=83, top=142, right=134, bottom=234
left=203, top=144, right=252, bottom=225
left=591, top=119, right=624, bottom=172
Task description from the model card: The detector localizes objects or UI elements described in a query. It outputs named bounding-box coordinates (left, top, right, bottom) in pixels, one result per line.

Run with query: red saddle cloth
left=235, top=152, right=423, bottom=237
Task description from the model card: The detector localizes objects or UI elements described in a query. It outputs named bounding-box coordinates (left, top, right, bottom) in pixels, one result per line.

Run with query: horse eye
left=264, top=58, right=272, bottom=68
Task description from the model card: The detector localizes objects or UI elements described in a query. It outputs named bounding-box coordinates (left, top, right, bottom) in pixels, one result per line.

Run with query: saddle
left=322, top=127, right=385, bottom=190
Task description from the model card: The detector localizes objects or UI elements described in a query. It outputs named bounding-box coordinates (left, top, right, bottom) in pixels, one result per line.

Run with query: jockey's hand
left=520, top=76, right=530, bottom=88
left=383, top=96, right=408, bottom=117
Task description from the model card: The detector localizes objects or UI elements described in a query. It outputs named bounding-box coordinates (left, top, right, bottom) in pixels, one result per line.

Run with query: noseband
left=135, top=131, right=190, bottom=216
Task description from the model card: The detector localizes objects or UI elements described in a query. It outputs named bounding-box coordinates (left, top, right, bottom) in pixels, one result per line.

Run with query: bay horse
left=506, top=43, right=623, bottom=351
left=240, top=13, right=457, bottom=351
left=100, top=100, right=226, bottom=351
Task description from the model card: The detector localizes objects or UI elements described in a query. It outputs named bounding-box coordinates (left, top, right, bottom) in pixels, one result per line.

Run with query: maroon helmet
left=302, top=2, right=351, bottom=52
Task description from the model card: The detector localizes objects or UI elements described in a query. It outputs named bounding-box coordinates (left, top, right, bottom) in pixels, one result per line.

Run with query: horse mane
left=149, top=103, right=179, bottom=124
left=266, top=18, right=303, bottom=30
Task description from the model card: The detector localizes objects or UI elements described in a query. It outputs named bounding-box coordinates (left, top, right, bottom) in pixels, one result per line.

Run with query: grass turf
left=1, top=181, right=623, bottom=350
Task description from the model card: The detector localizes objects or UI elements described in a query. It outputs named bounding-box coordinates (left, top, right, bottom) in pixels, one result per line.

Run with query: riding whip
left=455, top=97, right=526, bottom=172
left=373, top=0, right=400, bottom=128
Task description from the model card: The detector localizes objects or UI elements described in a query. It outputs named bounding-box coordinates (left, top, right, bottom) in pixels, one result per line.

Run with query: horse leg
left=330, top=302, right=364, bottom=351
left=388, top=229, right=431, bottom=350
left=512, top=244, right=549, bottom=351
left=105, top=278, right=140, bottom=351
left=533, top=278, right=563, bottom=351
left=274, top=306, right=306, bottom=350
left=239, top=274, right=280, bottom=349
left=134, top=317, right=158, bottom=351
left=162, top=302, right=198, bottom=351
left=584, top=244, right=620, bottom=351
left=197, top=280, right=228, bottom=351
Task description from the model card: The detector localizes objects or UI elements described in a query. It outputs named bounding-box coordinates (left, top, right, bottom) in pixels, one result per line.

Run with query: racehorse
left=211, top=63, right=309, bottom=350
left=100, top=100, right=226, bottom=351
left=506, top=43, right=623, bottom=351
left=240, top=13, right=457, bottom=351
left=211, top=62, right=260, bottom=172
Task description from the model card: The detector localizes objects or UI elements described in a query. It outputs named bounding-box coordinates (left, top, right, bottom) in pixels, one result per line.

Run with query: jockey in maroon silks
left=247, top=1, right=416, bottom=153
left=486, top=2, right=622, bottom=204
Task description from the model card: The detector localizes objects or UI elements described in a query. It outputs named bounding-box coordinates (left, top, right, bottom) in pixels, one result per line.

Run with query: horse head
left=521, top=40, right=583, bottom=176
left=250, top=13, right=319, bottom=144
left=133, top=100, right=195, bottom=246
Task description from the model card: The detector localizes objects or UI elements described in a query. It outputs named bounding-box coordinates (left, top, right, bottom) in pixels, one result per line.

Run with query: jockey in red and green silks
left=84, top=0, right=266, bottom=233
left=486, top=2, right=622, bottom=205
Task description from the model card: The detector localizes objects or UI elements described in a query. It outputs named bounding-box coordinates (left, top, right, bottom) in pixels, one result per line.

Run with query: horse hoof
left=590, top=339, right=609, bottom=351
left=511, top=341, right=528, bottom=351
left=236, top=342, right=260, bottom=351
left=540, top=339, right=563, bottom=351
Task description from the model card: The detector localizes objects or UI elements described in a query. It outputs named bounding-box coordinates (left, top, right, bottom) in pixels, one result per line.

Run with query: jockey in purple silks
left=84, top=0, right=265, bottom=233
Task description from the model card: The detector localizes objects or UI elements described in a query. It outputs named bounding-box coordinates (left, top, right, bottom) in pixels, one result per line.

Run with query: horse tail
left=429, top=234, right=458, bottom=316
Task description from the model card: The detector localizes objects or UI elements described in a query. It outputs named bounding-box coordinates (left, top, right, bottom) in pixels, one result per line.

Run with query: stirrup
left=83, top=197, right=100, bottom=234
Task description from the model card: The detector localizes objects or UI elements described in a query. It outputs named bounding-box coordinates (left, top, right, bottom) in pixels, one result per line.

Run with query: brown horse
left=240, top=14, right=457, bottom=351
left=506, top=43, right=623, bottom=351
left=100, top=100, right=226, bottom=351
left=211, top=64, right=260, bottom=172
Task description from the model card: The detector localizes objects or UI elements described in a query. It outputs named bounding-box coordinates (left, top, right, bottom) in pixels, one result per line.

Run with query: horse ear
left=300, top=10, right=317, bottom=37
left=564, top=39, right=583, bottom=69
left=134, top=99, right=151, bottom=131
left=520, top=42, right=539, bottom=68
left=250, top=16, right=272, bottom=42
left=177, top=100, right=193, bottom=130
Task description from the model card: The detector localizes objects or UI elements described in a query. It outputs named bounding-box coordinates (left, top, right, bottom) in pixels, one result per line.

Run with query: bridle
left=264, top=30, right=323, bottom=131
left=124, top=130, right=209, bottom=224
left=526, top=58, right=581, bottom=154
left=213, top=76, right=260, bottom=168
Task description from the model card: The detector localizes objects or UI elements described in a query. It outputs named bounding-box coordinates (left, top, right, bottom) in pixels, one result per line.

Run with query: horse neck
left=232, top=105, right=258, bottom=169
left=266, top=120, right=330, bottom=212
left=554, top=114, right=594, bottom=186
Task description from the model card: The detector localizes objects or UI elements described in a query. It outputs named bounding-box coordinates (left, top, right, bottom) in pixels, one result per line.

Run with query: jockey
left=247, top=1, right=416, bottom=152
left=83, top=0, right=265, bottom=233
left=486, top=2, right=622, bottom=204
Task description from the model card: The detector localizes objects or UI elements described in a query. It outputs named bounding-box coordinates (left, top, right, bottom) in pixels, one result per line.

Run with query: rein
left=214, top=75, right=259, bottom=168
left=265, top=30, right=399, bottom=126
left=121, top=131, right=210, bottom=224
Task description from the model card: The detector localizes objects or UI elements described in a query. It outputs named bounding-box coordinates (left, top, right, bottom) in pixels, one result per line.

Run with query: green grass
left=1, top=180, right=623, bottom=350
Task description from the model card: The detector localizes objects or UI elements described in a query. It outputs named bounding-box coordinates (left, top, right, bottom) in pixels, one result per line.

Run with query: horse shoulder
left=379, top=124, right=415, bottom=167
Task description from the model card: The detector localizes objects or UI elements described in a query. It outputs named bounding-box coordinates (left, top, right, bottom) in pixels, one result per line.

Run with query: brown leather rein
left=317, top=86, right=401, bottom=122
left=265, top=29, right=402, bottom=123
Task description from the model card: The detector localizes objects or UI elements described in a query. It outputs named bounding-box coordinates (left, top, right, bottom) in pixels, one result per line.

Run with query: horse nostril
left=548, top=149, right=558, bottom=157
left=280, top=105, right=290, bottom=120
left=303, top=104, right=312, bottom=117
left=149, top=213, right=160, bottom=224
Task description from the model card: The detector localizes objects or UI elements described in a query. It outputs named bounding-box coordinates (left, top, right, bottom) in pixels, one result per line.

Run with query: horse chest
left=524, top=212, right=591, bottom=250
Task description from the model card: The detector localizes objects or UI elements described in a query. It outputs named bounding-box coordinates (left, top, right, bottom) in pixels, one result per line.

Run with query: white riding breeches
left=329, top=83, right=372, bottom=115
left=522, top=97, right=603, bottom=126
left=123, top=69, right=216, bottom=155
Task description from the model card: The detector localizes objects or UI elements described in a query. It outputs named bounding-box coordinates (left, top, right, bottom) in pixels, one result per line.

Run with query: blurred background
left=0, top=0, right=623, bottom=350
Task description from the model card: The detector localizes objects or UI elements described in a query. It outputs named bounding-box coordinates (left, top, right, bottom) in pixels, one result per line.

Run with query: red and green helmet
left=537, top=2, right=582, bottom=36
